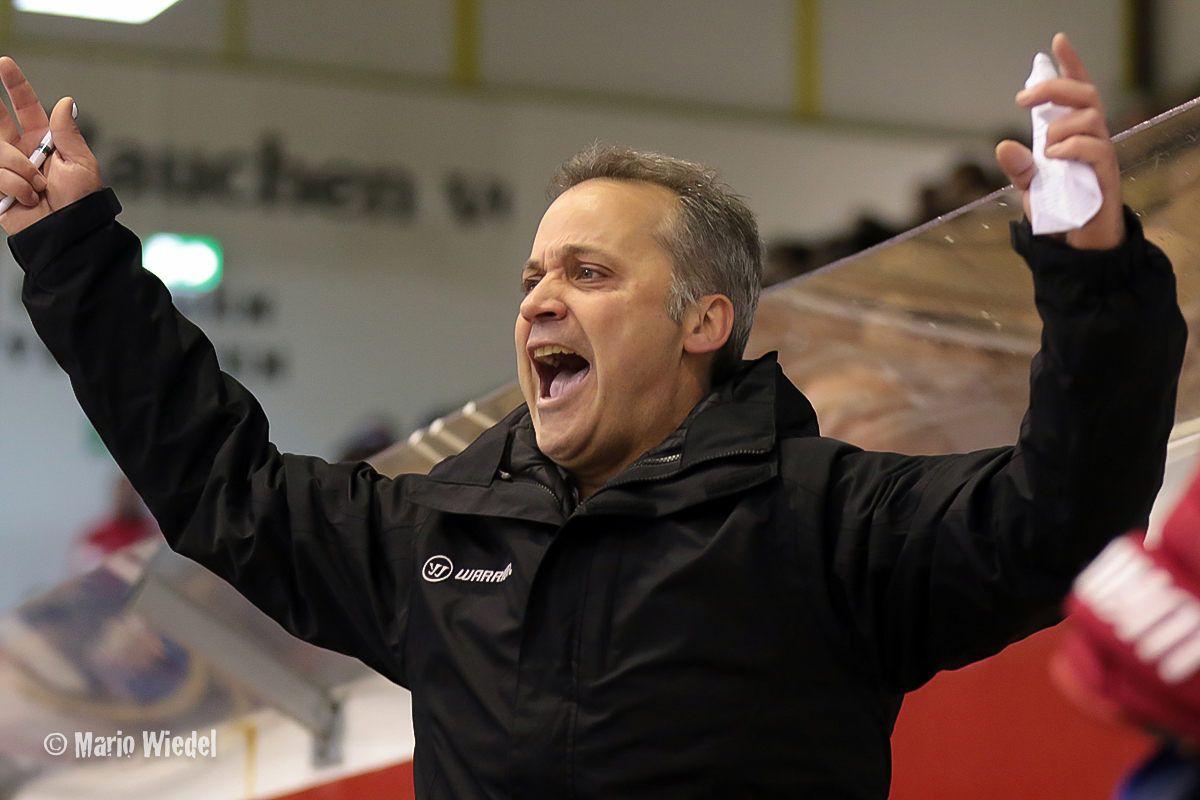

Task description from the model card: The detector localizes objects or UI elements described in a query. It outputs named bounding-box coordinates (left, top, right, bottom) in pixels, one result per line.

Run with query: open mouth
left=532, top=344, right=591, bottom=402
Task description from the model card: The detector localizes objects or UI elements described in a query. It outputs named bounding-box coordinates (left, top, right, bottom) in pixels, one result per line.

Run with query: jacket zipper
left=564, top=444, right=771, bottom=792
left=591, top=446, right=771, bottom=494
left=637, top=453, right=682, bottom=466
left=501, top=472, right=563, bottom=505
left=501, top=447, right=770, bottom=512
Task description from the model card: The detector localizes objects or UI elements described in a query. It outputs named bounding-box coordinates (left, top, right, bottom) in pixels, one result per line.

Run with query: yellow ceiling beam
left=0, top=1, right=14, bottom=50
left=795, top=0, right=821, bottom=119
left=223, top=0, right=248, bottom=65
left=452, top=0, right=479, bottom=88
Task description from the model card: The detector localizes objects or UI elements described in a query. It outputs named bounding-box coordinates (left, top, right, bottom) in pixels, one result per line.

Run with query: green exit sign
left=143, top=233, right=223, bottom=295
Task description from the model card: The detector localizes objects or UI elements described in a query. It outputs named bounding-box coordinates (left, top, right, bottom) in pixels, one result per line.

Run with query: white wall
left=822, top=0, right=1124, bottom=131
left=248, top=0, right=453, bottom=77
left=480, top=0, right=796, bottom=111
left=477, top=0, right=1133, bottom=132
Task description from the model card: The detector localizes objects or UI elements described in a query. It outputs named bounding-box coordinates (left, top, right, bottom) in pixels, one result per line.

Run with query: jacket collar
left=408, top=352, right=817, bottom=522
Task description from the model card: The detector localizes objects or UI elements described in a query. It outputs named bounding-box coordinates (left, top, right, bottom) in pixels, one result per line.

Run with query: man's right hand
left=0, top=57, right=102, bottom=235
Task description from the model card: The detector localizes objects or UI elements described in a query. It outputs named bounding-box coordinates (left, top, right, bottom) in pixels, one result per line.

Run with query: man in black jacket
left=1, top=34, right=1188, bottom=799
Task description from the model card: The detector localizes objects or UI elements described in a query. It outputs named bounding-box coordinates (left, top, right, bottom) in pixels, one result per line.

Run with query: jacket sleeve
left=12, top=189, right=416, bottom=686
left=824, top=207, right=1187, bottom=694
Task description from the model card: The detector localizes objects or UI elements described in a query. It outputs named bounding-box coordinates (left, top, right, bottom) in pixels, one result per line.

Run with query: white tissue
left=1025, top=52, right=1103, bottom=235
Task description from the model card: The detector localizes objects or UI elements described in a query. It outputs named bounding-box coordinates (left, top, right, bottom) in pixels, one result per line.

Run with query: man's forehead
left=528, top=179, right=677, bottom=263
left=548, top=177, right=678, bottom=216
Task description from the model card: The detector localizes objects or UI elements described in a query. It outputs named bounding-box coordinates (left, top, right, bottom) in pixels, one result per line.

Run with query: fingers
left=49, top=96, right=90, bottom=161
left=0, top=58, right=22, bottom=145
left=1016, top=34, right=1105, bottom=118
left=0, top=140, right=45, bottom=207
left=1017, top=78, right=1104, bottom=115
left=995, top=140, right=1036, bottom=191
left=1044, top=135, right=1118, bottom=170
left=1052, top=32, right=1092, bottom=85
left=0, top=172, right=41, bottom=207
left=0, top=57, right=48, bottom=146
left=1013, top=33, right=1114, bottom=170
left=1008, top=33, right=1124, bottom=250
left=1045, top=106, right=1110, bottom=147
left=0, top=138, right=46, bottom=186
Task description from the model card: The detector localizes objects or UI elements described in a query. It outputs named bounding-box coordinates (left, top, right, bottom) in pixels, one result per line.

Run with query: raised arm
left=824, top=34, right=1187, bottom=692
left=2, top=61, right=416, bottom=685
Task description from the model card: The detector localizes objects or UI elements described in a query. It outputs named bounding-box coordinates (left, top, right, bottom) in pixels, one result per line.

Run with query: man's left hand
left=995, top=33, right=1125, bottom=251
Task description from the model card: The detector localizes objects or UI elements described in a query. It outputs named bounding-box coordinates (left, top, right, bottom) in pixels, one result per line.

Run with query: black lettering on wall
left=175, top=287, right=276, bottom=325
left=215, top=344, right=290, bottom=383
left=445, top=173, right=513, bottom=224
left=107, top=147, right=147, bottom=197
left=363, top=170, right=417, bottom=221
left=90, top=124, right=510, bottom=226
left=258, top=134, right=285, bottom=204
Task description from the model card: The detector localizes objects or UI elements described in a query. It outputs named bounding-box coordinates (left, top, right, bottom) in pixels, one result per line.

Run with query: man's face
left=516, top=178, right=697, bottom=490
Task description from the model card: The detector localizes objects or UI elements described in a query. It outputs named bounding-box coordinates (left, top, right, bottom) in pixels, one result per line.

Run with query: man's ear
left=682, top=294, right=734, bottom=356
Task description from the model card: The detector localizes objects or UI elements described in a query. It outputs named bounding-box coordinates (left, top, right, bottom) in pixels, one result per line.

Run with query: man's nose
left=520, top=275, right=567, bottom=322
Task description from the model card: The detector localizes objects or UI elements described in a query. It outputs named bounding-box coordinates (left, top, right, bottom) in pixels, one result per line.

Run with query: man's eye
left=579, top=267, right=599, bottom=280
left=522, top=277, right=540, bottom=294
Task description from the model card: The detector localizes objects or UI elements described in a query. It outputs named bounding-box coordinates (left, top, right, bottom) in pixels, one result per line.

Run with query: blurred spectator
left=765, top=77, right=1200, bottom=289
left=764, top=242, right=815, bottom=286
left=69, top=474, right=160, bottom=574
left=816, top=214, right=900, bottom=265
left=1053, top=464, right=1200, bottom=799
left=19, top=552, right=194, bottom=706
left=763, top=158, right=1005, bottom=287
left=765, top=214, right=899, bottom=286
left=86, top=613, right=191, bottom=704
left=916, top=160, right=1006, bottom=224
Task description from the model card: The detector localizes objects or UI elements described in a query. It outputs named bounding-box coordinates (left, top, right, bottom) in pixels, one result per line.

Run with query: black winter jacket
left=13, top=189, right=1188, bottom=799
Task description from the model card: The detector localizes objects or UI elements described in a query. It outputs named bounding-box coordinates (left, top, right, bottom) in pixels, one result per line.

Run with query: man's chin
left=532, top=422, right=588, bottom=469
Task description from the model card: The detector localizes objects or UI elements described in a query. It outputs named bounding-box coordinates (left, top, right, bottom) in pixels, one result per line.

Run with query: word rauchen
left=86, top=123, right=513, bottom=224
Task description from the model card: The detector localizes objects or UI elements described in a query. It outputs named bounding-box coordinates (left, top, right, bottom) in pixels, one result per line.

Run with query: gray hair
left=547, top=143, right=762, bottom=385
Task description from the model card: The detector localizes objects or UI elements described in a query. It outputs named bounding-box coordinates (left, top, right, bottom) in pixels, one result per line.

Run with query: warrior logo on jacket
left=423, top=555, right=514, bottom=584
left=422, top=555, right=454, bottom=582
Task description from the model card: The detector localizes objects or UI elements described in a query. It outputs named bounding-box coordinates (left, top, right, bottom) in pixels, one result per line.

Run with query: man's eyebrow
left=523, top=244, right=615, bottom=272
